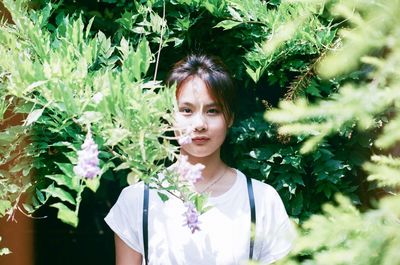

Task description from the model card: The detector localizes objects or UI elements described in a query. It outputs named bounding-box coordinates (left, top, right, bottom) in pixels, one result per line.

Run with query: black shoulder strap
left=142, top=183, right=149, bottom=265
left=246, top=176, right=256, bottom=260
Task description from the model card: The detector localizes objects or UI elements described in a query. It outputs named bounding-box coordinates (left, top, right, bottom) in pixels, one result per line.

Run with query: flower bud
left=183, top=202, right=201, bottom=233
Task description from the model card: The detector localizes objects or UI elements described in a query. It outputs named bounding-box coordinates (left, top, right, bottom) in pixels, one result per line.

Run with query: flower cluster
left=183, top=202, right=201, bottom=233
left=170, top=155, right=204, bottom=184
left=73, top=130, right=101, bottom=179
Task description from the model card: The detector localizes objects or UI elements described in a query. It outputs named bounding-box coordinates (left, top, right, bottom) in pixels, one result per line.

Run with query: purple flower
left=73, top=130, right=101, bottom=179
left=171, top=155, right=204, bottom=184
left=183, top=202, right=201, bottom=233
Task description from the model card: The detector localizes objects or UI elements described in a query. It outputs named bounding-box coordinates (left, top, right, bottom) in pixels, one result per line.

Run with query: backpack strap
left=142, top=183, right=149, bottom=265
left=246, top=176, right=256, bottom=260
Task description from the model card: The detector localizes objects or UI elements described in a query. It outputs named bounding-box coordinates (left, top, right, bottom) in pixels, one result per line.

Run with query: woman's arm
left=114, top=233, right=143, bottom=265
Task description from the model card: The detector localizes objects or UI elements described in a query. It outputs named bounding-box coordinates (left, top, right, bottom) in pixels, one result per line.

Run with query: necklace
left=198, top=167, right=228, bottom=194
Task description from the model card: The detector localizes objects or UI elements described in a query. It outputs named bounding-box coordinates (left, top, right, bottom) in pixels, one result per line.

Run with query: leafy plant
left=0, top=0, right=175, bottom=227
left=264, top=0, right=400, bottom=264
left=229, top=112, right=369, bottom=220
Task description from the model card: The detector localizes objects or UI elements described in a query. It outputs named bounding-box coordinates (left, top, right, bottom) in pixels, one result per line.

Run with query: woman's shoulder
left=117, top=181, right=146, bottom=204
left=118, top=181, right=167, bottom=205
left=236, top=169, right=282, bottom=201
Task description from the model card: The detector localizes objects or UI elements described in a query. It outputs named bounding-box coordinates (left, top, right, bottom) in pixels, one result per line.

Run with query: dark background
left=34, top=179, right=121, bottom=265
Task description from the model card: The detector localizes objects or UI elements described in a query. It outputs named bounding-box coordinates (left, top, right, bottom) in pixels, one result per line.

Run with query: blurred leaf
left=50, top=202, right=78, bottom=227
left=85, top=177, right=100, bottom=192
left=24, top=108, right=44, bottom=126
left=214, top=20, right=242, bottom=30
left=157, top=191, right=169, bottom=202
left=0, top=200, right=11, bottom=217
left=43, top=184, right=76, bottom=205
left=45, top=174, right=80, bottom=191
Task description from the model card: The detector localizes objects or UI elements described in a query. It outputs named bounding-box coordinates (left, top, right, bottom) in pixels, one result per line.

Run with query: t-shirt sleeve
left=258, top=187, right=297, bottom=264
left=104, top=184, right=144, bottom=254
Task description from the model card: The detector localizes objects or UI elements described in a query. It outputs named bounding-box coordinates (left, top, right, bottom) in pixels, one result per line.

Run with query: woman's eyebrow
left=205, top=102, right=220, bottom=108
left=178, top=102, right=220, bottom=108
left=178, top=102, right=195, bottom=107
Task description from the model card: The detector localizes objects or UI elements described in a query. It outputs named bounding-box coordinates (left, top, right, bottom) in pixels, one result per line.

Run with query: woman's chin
left=181, top=147, right=219, bottom=160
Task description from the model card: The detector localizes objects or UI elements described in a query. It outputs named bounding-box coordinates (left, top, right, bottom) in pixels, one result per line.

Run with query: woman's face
left=174, top=76, right=231, bottom=160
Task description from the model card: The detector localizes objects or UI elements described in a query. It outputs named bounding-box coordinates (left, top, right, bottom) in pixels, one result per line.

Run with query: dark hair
left=166, top=54, right=236, bottom=123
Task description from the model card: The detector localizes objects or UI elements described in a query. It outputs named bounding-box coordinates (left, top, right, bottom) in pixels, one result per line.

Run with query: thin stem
left=74, top=178, right=84, bottom=215
left=153, top=1, right=166, bottom=82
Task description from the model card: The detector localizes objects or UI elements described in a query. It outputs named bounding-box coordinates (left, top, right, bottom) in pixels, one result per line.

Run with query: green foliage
left=278, top=195, right=400, bottom=265
left=263, top=0, right=400, bottom=264
left=230, top=113, right=366, bottom=220
left=0, top=0, right=175, bottom=228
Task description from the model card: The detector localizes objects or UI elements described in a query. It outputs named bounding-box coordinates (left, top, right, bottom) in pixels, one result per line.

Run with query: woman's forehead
left=177, top=77, right=217, bottom=103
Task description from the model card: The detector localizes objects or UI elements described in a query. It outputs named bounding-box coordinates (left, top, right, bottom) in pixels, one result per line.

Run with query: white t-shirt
left=105, top=169, right=296, bottom=265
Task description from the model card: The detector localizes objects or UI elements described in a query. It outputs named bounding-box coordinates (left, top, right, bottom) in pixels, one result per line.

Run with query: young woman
left=105, top=54, right=296, bottom=265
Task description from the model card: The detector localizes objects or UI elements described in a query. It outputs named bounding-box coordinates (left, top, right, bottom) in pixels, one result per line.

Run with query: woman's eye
left=207, top=108, right=220, bottom=115
left=180, top=108, right=192, bottom=114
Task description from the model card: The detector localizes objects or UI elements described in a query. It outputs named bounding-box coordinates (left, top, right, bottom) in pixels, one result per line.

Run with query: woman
left=104, top=54, right=295, bottom=265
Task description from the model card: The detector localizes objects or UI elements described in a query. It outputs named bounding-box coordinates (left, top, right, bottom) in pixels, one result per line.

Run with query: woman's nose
left=192, top=113, right=207, bottom=131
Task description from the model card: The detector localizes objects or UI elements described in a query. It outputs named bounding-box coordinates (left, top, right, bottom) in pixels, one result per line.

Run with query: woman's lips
left=192, top=137, right=210, bottom=144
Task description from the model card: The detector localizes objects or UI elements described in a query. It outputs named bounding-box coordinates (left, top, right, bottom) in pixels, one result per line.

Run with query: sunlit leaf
left=50, top=202, right=78, bottom=227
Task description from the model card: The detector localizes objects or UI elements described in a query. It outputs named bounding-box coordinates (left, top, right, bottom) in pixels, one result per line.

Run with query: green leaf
left=123, top=38, right=152, bottom=81
left=114, top=162, right=131, bottom=171
left=43, top=184, right=76, bottom=205
left=50, top=141, right=76, bottom=151
left=157, top=192, right=169, bottom=202
left=260, top=164, right=272, bottom=178
left=85, top=177, right=100, bottom=192
left=137, top=38, right=152, bottom=77
left=24, top=108, right=44, bottom=126
left=245, top=66, right=262, bottom=83
left=249, top=148, right=274, bottom=160
left=118, top=37, right=130, bottom=60
left=104, top=128, right=130, bottom=146
left=64, top=151, right=78, bottom=164
left=22, top=203, right=35, bottom=214
left=0, top=125, right=24, bottom=144
left=45, top=173, right=80, bottom=191
left=36, top=188, right=46, bottom=203
left=0, top=200, right=11, bottom=216
left=6, top=184, right=19, bottom=193
left=193, top=193, right=209, bottom=214
left=54, top=162, right=75, bottom=179
left=85, top=17, right=95, bottom=39
left=290, top=192, right=303, bottom=216
left=127, top=170, right=141, bottom=184
left=214, top=20, right=242, bottom=30
left=50, top=202, right=78, bottom=227
left=77, top=111, right=103, bottom=125
left=26, top=80, right=48, bottom=92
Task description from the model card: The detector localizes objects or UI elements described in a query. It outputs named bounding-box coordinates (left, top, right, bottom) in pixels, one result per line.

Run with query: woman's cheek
left=173, top=113, right=189, bottom=135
